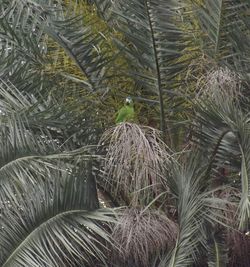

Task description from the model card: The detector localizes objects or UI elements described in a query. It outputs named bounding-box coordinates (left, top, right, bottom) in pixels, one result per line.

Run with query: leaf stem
left=145, top=1, right=166, bottom=141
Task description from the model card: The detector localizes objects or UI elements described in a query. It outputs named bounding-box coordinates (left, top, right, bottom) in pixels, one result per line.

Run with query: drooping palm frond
left=45, top=15, right=110, bottom=92
left=207, top=226, right=228, bottom=267
left=0, top=40, right=117, bottom=266
left=160, top=153, right=209, bottom=267
left=0, top=76, right=114, bottom=266
left=0, top=164, right=116, bottom=267
left=193, top=0, right=250, bottom=64
left=193, top=75, right=250, bottom=231
left=158, top=148, right=237, bottom=267
left=0, top=0, right=111, bottom=96
left=0, top=0, right=49, bottom=86
left=0, top=81, right=101, bottom=206
left=0, top=77, right=101, bottom=147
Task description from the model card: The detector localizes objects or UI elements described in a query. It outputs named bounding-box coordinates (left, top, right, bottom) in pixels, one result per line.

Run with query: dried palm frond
left=110, top=207, right=178, bottom=267
left=99, top=122, right=172, bottom=205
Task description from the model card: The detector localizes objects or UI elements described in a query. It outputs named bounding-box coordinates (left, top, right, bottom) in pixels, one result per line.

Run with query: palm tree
left=93, top=1, right=250, bottom=266
left=1, top=0, right=250, bottom=266
left=0, top=78, right=116, bottom=266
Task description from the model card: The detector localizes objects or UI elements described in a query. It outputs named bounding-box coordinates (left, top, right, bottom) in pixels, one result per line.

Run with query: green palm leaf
left=159, top=152, right=235, bottom=266
left=207, top=228, right=228, bottom=267
left=45, top=15, right=110, bottom=92
left=0, top=0, right=48, bottom=80
left=103, top=0, right=187, bottom=138
left=194, top=0, right=250, bottom=62
left=164, top=154, right=208, bottom=267
left=0, top=0, right=110, bottom=95
left=0, top=77, right=100, bottom=147
left=193, top=90, right=250, bottom=231
left=0, top=166, right=115, bottom=266
left=0, top=78, right=101, bottom=202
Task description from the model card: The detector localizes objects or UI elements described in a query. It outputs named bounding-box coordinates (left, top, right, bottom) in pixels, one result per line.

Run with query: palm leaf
left=193, top=87, right=250, bottom=231
left=159, top=151, right=236, bottom=266
left=45, top=15, right=110, bottom=92
left=0, top=165, right=115, bottom=266
left=0, top=0, right=110, bottom=95
left=103, top=0, right=187, bottom=139
left=0, top=78, right=101, bottom=146
left=160, top=153, right=209, bottom=267
left=0, top=73, right=115, bottom=266
left=194, top=0, right=250, bottom=62
left=207, top=228, right=228, bottom=267
left=0, top=79, right=102, bottom=203
left=0, top=0, right=48, bottom=80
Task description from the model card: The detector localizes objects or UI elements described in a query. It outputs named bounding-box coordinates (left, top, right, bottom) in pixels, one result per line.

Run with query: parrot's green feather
left=115, top=105, right=135, bottom=124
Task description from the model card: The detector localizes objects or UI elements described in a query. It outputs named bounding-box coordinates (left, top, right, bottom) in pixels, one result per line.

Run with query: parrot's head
left=125, top=96, right=133, bottom=106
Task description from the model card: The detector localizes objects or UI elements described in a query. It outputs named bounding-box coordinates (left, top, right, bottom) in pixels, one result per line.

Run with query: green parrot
left=115, top=96, right=135, bottom=124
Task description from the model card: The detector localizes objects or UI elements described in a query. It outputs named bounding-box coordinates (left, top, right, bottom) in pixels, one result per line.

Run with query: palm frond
left=0, top=164, right=115, bottom=266
left=193, top=76, right=250, bottom=231
left=207, top=226, right=228, bottom=267
left=0, top=78, right=101, bottom=147
left=0, top=0, right=110, bottom=95
left=0, top=0, right=48, bottom=79
left=194, top=0, right=250, bottom=63
left=107, top=0, right=187, bottom=138
left=160, top=150, right=236, bottom=266
left=0, top=79, right=101, bottom=205
left=162, top=153, right=209, bottom=267
left=45, top=15, right=110, bottom=92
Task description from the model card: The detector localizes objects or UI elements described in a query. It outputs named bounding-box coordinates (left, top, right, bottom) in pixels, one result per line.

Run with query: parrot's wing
left=127, top=106, right=135, bottom=120
left=115, top=106, right=129, bottom=123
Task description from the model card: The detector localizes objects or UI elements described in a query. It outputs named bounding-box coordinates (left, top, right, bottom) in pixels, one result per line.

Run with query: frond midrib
left=144, top=0, right=166, bottom=138
left=215, top=0, right=224, bottom=56
left=2, top=209, right=87, bottom=267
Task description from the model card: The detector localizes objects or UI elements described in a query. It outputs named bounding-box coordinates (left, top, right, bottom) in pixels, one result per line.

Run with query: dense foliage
left=1, top=0, right=250, bottom=266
